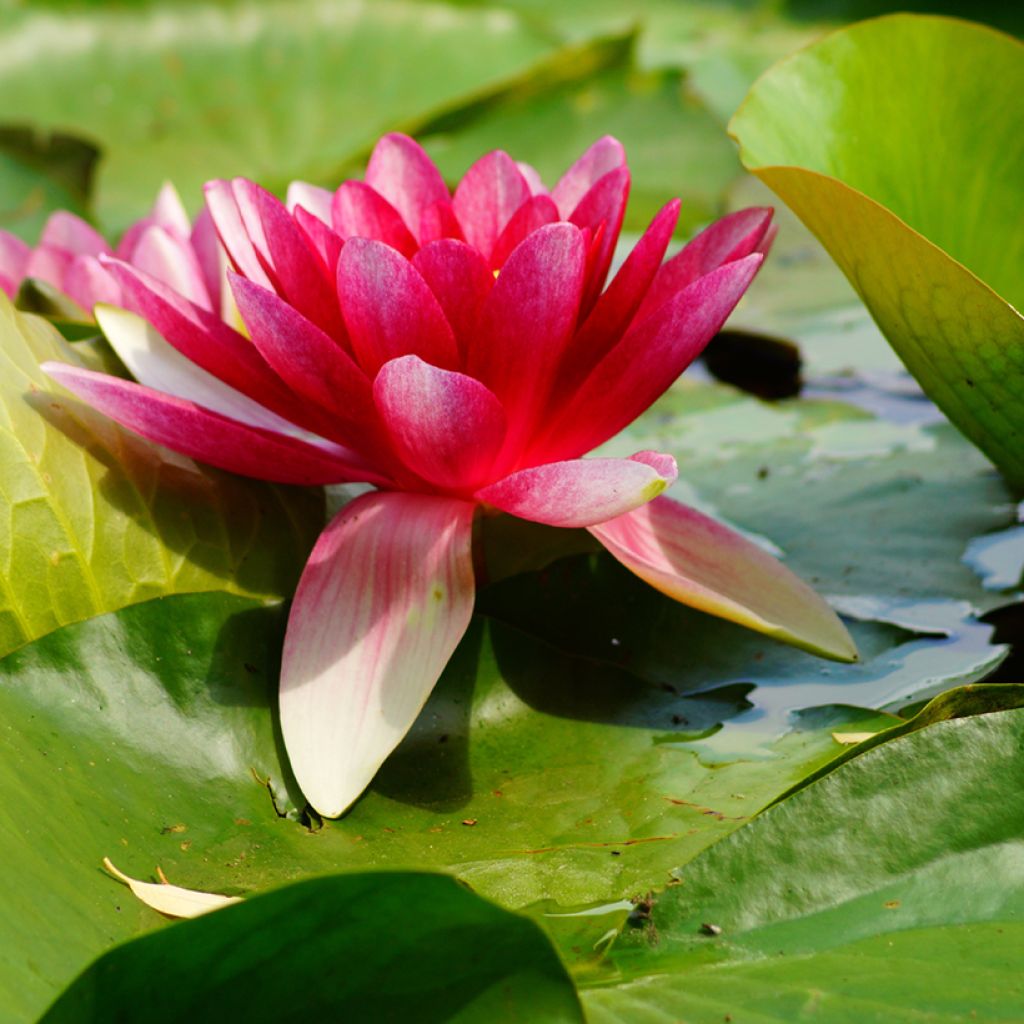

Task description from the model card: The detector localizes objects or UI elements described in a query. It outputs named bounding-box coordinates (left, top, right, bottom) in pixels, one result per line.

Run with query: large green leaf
left=0, top=0, right=564, bottom=234
left=583, top=707, right=1024, bottom=1022
left=0, top=292, right=321, bottom=658
left=42, top=873, right=583, bottom=1024
left=730, top=14, right=1024, bottom=488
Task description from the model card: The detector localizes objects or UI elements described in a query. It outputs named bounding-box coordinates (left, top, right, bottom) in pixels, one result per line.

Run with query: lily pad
left=42, top=873, right=584, bottom=1024
left=730, top=14, right=1024, bottom=488
left=583, top=707, right=1024, bottom=1022
left=0, top=292, right=321, bottom=658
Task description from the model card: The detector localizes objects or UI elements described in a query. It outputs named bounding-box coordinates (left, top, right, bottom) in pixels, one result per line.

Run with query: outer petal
left=452, top=150, right=531, bottom=260
left=190, top=205, right=229, bottom=316
left=64, top=256, right=122, bottom=312
left=364, top=132, right=450, bottom=242
left=129, top=225, right=213, bottom=309
left=568, top=166, right=630, bottom=315
left=589, top=495, right=858, bottom=661
left=636, top=207, right=773, bottom=323
left=293, top=206, right=344, bottom=278
left=0, top=231, right=30, bottom=291
left=332, top=181, right=418, bottom=257
left=477, top=451, right=676, bottom=528
left=203, top=179, right=275, bottom=290
left=24, top=246, right=73, bottom=293
left=41, top=363, right=378, bottom=486
left=336, top=238, right=459, bottom=375
left=280, top=491, right=476, bottom=817
left=39, top=211, right=111, bottom=258
left=537, top=254, right=763, bottom=460
left=286, top=181, right=333, bottom=224
left=374, top=355, right=506, bottom=492
left=550, top=136, right=626, bottom=219
left=489, top=193, right=560, bottom=270
left=412, top=239, right=493, bottom=360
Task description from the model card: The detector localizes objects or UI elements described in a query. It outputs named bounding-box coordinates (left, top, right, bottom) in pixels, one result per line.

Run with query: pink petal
left=336, top=238, right=459, bottom=376
left=590, top=495, right=858, bottom=661
left=64, top=256, right=122, bottom=311
left=129, top=225, right=213, bottom=309
left=452, top=150, right=531, bottom=260
left=293, top=205, right=344, bottom=279
left=374, top=355, right=506, bottom=492
left=190, top=204, right=228, bottom=314
left=24, top=246, right=73, bottom=293
left=280, top=490, right=476, bottom=817
left=418, top=199, right=464, bottom=245
left=517, top=161, right=547, bottom=196
left=149, top=181, right=192, bottom=237
left=204, top=179, right=275, bottom=290
left=229, top=272, right=391, bottom=460
left=286, top=181, right=333, bottom=224
left=550, top=136, right=626, bottom=219
left=412, top=239, right=493, bottom=361
left=0, top=231, right=30, bottom=284
left=331, top=181, right=418, bottom=257
left=469, top=222, right=585, bottom=465
left=558, top=199, right=681, bottom=391
left=489, top=194, right=560, bottom=270
left=39, top=211, right=111, bottom=258
left=477, top=451, right=676, bottom=528
left=537, top=254, right=763, bottom=461
left=636, top=207, right=773, bottom=323
left=42, top=363, right=380, bottom=487
left=364, top=133, right=450, bottom=242
left=568, top=166, right=630, bottom=315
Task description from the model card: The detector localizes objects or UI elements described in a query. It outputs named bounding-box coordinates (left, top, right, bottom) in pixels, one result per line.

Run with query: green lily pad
left=0, top=0, right=564, bottom=235
left=583, top=706, right=1024, bottom=1022
left=0, top=292, right=321, bottom=659
left=730, top=14, right=1024, bottom=488
left=41, top=873, right=584, bottom=1024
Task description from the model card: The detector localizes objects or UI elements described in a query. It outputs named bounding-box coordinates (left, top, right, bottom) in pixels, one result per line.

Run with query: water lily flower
left=0, top=183, right=235, bottom=323
left=42, top=134, right=857, bottom=817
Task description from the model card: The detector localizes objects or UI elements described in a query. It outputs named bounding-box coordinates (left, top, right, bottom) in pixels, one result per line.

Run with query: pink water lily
left=43, top=134, right=856, bottom=817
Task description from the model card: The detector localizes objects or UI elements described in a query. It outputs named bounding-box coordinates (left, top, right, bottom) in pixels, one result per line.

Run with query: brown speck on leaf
left=757, top=465, right=769, bottom=479
left=700, top=922, right=722, bottom=936
left=382, top=827, right=396, bottom=834
left=492, top=789, right=503, bottom=798
left=610, top=850, right=621, bottom=856
left=461, top=819, right=477, bottom=827
left=234, top=818, right=251, bottom=827
left=438, top=734, right=449, bottom=744
left=179, top=841, right=192, bottom=852
left=160, top=824, right=187, bottom=835
left=884, top=899, right=901, bottom=909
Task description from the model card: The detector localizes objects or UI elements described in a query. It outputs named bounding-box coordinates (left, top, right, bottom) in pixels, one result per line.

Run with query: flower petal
left=418, top=199, right=465, bottom=245
left=336, top=238, right=459, bottom=376
left=280, top=491, right=476, bottom=817
left=24, top=246, right=73, bottom=293
left=286, top=180, right=333, bottom=224
left=42, top=362, right=378, bottom=486
left=568, top=166, right=630, bottom=315
left=64, top=257, right=121, bottom=312
left=0, top=231, right=30, bottom=287
left=538, top=254, right=763, bottom=460
left=331, top=181, right=418, bottom=257
left=129, top=225, right=213, bottom=309
left=489, top=193, right=560, bottom=270
left=452, top=150, right=531, bottom=260
left=190, top=204, right=229, bottom=318
left=589, top=495, right=858, bottom=661
left=477, top=451, right=676, bottom=528
left=374, top=355, right=506, bottom=491
left=470, top=222, right=585, bottom=464
left=203, top=179, right=275, bottom=290
left=636, top=207, right=773, bottom=323
left=39, top=211, right=111, bottom=258
left=412, top=239, right=493, bottom=361
left=550, top=135, right=626, bottom=219
left=293, top=205, right=344, bottom=278
left=364, top=133, right=450, bottom=242
left=95, top=303, right=320, bottom=437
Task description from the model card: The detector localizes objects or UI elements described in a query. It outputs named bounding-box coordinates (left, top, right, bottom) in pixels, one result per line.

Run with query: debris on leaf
left=102, top=857, right=242, bottom=919
left=699, top=922, right=722, bottom=936
left=832, top=731, right=877, bottom=745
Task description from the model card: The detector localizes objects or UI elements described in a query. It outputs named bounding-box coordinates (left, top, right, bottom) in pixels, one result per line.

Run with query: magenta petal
left=293, top=206, right=344, bottom=278
left=280, top=491, right=476, bottom=816
left=489, top=194, right=560, bottom=270
left=332, top=181, right=418, bottom=257
left=365, top=133, right=450, bottom=242
left=418, top=199, right=465, bottom=246
left=551, top=136, right=626, bottom=219
left=539, top=254, right=764, bottom=460
left=190, top=204, right=227, bottom=313
left=286, top=181, right=333, bottom=224
left=130, top=225, right=213, bottom=309
left=516, top=161, right=546, bottom=196
left=40, top=211, right=111, bottom=258
left=636, top=207, right=773, bottom=323
left=452, top=150, right=531, bottom=260
left=203, top=179, right=275, bottom=290
left=477, top=451, right=677, bottom=528
left=64, top=256, right=122, bottom=311
left=569, top=166, right=630, bottom=315
left=412, top=239, right=493, bottom=361
left=470, top=222, right=585, bottom=463
left=374, top=355, right=507, bottom=492
left=336, top=238, right=459, bottom=376
left=0, top=231, right=30, bottom=285
left=229, top=272, right=389, bottom=457
left=42, top=363, right=379, bottom=486
left=590, top=495, right=858, bottom=661
left=24, top=246, right=74, bottom=293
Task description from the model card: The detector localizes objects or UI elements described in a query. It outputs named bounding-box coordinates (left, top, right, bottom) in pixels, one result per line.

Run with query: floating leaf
left=102, top=859, right=241, bottom=919
left=730, top=14, right=1024, bottom=488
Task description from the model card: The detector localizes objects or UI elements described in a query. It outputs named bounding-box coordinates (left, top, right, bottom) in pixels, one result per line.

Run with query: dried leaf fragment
left=103, top=857, right=242, bottom=919
left=832, top=731, right=877, bottom=745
